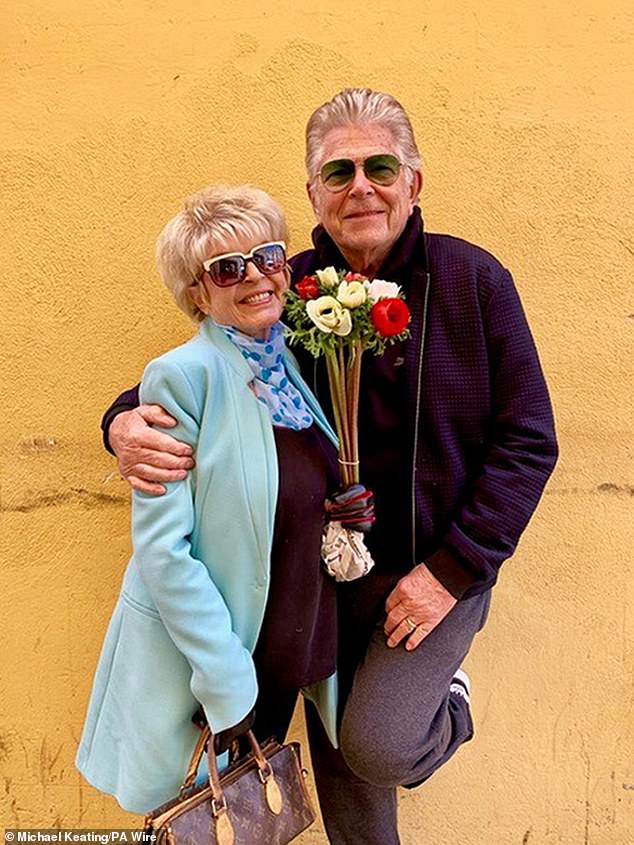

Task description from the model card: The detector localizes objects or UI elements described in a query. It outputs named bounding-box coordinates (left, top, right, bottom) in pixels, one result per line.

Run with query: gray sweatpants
left=305, top=573, right=492, bottom=845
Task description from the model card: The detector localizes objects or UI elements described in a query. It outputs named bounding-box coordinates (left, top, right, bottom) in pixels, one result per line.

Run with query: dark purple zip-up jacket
left=102, top=209, right=558, bottom=600
left=290, top=210, right=558, bottom=598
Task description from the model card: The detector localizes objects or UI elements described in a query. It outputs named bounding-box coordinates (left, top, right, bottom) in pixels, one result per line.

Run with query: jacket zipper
left=411, top=271, right=430, bottom=568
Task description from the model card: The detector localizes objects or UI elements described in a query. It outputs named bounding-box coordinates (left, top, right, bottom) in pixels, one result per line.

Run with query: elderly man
left=102, top=89, right=557, bottom=844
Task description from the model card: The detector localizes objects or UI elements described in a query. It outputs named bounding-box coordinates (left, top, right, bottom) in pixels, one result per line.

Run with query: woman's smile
left=240, top=289, right=275, bottom=305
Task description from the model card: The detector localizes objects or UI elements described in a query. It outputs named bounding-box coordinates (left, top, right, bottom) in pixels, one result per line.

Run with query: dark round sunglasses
left=319, top=154, right=402, bottom=192
left=201, top=241, right=287, bottom=287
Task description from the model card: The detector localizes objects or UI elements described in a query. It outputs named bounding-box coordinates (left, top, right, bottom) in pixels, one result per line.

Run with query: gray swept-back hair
left=156, top=185, right=289, bottom=323
left=305, top=88, right=422, bottom=188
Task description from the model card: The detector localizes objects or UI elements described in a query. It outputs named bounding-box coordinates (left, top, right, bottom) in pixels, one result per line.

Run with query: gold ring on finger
left=405, top=616, right=417, bottom=632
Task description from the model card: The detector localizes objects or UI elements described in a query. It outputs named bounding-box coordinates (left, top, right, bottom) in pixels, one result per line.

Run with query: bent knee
left=339, top=727, right=414, bottom=787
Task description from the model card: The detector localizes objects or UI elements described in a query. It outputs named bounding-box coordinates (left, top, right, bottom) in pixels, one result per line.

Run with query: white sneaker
left=449, top=668, right=471, bottom=705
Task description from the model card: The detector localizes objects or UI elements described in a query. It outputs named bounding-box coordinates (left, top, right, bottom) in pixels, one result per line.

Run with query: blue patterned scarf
left=219, top=322, right=314, bottom=430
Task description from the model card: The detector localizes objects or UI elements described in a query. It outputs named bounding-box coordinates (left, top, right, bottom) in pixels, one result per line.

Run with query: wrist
left=108, top=407, right=137, bottom=457
left=102, top=404, right=137, bottom=455
left=424, top=548, right=478, bottom=600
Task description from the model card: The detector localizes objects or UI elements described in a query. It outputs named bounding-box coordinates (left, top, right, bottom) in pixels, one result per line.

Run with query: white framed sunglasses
left=201, top=241, right=287, bottom=287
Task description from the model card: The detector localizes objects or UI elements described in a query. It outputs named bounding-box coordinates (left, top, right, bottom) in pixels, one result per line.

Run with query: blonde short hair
left=305, top=88, right=422, bottom=190
left=156, top=185, right=289, bottom=323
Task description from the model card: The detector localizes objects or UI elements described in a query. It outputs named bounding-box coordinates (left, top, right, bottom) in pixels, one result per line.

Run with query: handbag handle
left=181, top=726, right=274, bottom=802
left=206, top=730, right=276, bottom=816
left=181, top=725, right=212, bottom=791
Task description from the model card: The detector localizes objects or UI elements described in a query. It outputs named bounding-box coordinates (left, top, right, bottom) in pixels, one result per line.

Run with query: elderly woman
left=76, top=185, right=341, bottom=814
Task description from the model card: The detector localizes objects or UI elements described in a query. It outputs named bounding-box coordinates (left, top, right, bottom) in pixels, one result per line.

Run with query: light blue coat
left=76, top=319, right=339, bottom=814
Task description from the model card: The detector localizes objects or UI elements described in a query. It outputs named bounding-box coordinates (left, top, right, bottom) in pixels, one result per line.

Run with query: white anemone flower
left=306, top=296, right=353, bottom=336
left=315, top=266, right=340, bottom=288
left=364, top=279, right=401, bottom=301
left=337, top=280, right=367, bottom=308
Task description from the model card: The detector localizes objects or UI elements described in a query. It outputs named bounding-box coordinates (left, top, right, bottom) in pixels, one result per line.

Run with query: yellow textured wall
left=2, top=1, right=633, bottom=842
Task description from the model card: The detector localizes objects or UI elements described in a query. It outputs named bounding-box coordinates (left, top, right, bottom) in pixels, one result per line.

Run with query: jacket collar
left=197, top=317, right=338, bottom=446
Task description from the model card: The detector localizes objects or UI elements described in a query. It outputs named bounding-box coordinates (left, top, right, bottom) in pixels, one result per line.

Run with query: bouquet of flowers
left=285, top=267, right=411, bottom=580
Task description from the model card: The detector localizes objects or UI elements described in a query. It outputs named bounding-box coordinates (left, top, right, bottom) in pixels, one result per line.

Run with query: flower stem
left=346, top=340, right=364, bottom=484
left=337, top=344, right=353, bottom=482
left=325, top=350, right=352, bottom=486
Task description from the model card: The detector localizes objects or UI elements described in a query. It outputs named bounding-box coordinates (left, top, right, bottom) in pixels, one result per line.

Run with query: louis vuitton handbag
left=143, top=726, right=316, bottom=845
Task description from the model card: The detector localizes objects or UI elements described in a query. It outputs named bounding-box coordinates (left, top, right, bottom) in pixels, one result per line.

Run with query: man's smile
left=343, top=209, right=386, bottom=220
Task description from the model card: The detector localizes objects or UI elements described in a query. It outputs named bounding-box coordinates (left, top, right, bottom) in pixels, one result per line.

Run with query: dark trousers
left=253, top=575, right=491, bottom=845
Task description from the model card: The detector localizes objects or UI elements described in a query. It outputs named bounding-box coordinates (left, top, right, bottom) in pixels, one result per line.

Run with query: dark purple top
left=253, top=423, right=339, bottom=690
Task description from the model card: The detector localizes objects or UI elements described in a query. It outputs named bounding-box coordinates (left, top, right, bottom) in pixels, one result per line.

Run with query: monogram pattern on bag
left=152, top=745, right=315, bottom=845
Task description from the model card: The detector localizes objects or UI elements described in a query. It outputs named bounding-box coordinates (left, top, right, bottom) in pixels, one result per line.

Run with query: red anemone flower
left=296, top=275, right=320, bottom=300
left=370, top=298, right=410, bottom=336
